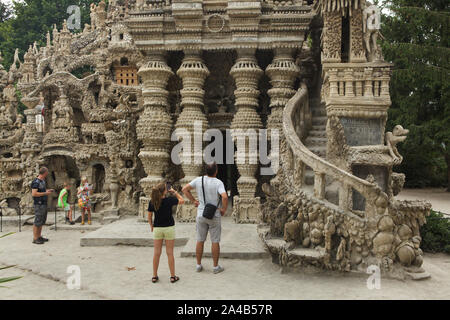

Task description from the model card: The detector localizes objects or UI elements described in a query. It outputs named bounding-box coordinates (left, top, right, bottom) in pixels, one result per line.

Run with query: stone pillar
left=174, top=50, right=210, bottom=222
left=230, top=49, right=263, bottom=224
left=20, top=97, right=41, bottom=148
left=136, top=53, right=174, bottom=204
left=266, top=48, right=300, bottom=136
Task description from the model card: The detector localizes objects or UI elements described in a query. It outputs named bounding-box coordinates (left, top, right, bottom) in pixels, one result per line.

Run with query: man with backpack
left=182, top=162, right=228, bottom=274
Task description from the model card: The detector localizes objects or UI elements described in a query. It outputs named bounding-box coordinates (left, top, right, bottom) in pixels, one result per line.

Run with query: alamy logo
left=67, top=5, right=81, bottom=31
left=171, top=121, right=280, bottom=176
left=366, top=265, right=381, bottom=290
left=66, top=265, right=81, bottom=290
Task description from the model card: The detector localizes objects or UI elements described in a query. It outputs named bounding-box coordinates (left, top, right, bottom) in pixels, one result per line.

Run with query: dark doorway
left=212, top=131, right=240, bottom=202
left=92, top=164, right=106, bottom=193
left=341, top=15, right=350, bottom=63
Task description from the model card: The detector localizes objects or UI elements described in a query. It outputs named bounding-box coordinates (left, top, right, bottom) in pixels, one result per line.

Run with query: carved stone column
left=230, top=49, right=263, bottom=224
left=174, top=50, right=210, bottom=222
left=136, top=53, right=174, bottom=203
left=266, top=48, right=300, bottom=137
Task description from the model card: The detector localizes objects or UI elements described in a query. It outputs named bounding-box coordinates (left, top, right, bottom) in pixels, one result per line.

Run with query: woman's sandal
left=170, top=276, right=180, bottom=283
left=152, top=276, right=159, bottom=283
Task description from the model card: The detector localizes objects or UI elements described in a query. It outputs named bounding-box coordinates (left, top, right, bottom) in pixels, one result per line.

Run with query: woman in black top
left=148, top=182, right=184, bottom=284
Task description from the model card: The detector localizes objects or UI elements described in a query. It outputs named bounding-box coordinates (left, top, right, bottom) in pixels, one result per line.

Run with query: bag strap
left=202, top=176, right=206, bottom=205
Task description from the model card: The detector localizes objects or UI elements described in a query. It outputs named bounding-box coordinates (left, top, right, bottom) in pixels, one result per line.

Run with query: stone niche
left=352, top=164, right=388, bottom=211
left=340, top=117, right=383, bottom=146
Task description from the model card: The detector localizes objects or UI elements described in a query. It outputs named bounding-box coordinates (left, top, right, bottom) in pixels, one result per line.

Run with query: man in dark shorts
left=31, top=167, right=54, bottom=245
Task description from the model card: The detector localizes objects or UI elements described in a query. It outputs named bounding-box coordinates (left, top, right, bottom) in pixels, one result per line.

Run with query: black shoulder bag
left=202, top=176, right=220, bottom=220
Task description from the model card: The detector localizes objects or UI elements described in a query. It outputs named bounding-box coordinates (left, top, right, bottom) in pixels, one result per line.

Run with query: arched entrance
left=43, top=154, right=80, bottom=210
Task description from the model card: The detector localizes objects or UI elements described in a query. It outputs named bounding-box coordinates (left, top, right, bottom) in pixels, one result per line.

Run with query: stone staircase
left=259, top=82, right=431, bottom=279
left=304, top=98, right=327, bottom=186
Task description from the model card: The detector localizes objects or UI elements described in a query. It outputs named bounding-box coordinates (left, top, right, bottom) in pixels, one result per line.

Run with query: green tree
left=0, top=0, right=103, bottom=70
left=0, top=2, right=13, bottom=22
left=381, top=0, right=450, bottom=190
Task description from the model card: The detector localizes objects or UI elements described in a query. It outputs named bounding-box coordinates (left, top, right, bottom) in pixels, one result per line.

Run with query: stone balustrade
left=324, top=64, right=391, bottom=99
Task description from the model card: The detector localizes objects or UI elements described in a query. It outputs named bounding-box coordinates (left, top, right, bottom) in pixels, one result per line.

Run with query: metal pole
left=54, top=208, right=57, bottom=232
left=0, top=207, right=2, bottom=233
left=18, top=206, right=21, bottom=233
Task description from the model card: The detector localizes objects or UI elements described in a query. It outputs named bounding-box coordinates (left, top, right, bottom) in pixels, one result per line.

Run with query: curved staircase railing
left=282, top=82, right=383, bottom=214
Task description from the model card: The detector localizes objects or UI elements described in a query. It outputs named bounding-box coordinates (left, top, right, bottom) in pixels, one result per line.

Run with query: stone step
left=288, top=247, right=326, bottom=261
left=308, top=130, right=327, bottom=138
left=305, top=136, right=328, bottom=147
left=308, top=146, right=327, bottom=158
left=81, top=217, right=270, bottom=260
left=311, top=125, right=326, bottom=132
left=80, top=218, right=191, bottom=247
left=405, top=271, right=431, bottom=280
left=312, top=108, right=327, bottom=116
left=50, top=223, right=102, bottom=231
left=312, top=116, right=327, bottom=126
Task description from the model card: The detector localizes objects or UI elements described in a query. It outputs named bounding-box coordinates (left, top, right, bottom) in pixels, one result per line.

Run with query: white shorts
left=196, top=216, right=221, bottom=243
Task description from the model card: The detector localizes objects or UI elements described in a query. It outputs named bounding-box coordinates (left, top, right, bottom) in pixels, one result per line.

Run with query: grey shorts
left=196, top=216, right=221, bottom=243
left=34, top=204, right=48, bottom=227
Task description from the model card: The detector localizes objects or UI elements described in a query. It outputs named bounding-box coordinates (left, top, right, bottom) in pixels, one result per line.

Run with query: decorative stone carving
left=266, top=48, right=300, bottom=137
left=363, top=3, right=383, bottom=62
left=230, top=49, right=263, bottom=224
left=386, top=125, right=409, bottom=165
left=174, top=51, right=210, bottom=222
left=136, top=53, right=174, bottom=197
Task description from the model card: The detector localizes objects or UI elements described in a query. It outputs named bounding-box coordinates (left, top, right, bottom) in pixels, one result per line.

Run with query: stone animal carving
left=386, top=125, right=409, bottom=165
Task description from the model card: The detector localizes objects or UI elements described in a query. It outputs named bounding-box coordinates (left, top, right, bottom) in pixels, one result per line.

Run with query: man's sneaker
left=196, top=265, right=203, bottom=273
left=39, top=237, right=49, bottom=242
left=213, top=266, right=224, bottom=274
left=32, top=239, right=45, bottom=245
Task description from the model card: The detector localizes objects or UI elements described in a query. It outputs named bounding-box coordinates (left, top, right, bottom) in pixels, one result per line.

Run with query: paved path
left=79, top=217, right=269, bottom=260
left=1, top=226, right=450, bottom=300
left=396, top=188, right=450, bottom=215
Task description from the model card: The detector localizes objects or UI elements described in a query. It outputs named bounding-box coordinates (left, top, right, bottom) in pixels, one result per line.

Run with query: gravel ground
left=1, top=225, right=449, bottom=300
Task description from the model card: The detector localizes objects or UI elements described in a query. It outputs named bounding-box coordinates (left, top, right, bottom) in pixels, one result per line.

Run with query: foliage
left=420, top=210, right=450, bottom=254
left=380, top=0, right=450, bottom=190
left=0, top=2, right=13, bottom=23
left=0, top=0, right=103, bottom=70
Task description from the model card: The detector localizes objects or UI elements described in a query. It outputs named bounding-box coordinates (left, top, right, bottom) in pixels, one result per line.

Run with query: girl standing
left=148, top=182, right=184, bottom=284
left=77, top=177, right=93, bottom=225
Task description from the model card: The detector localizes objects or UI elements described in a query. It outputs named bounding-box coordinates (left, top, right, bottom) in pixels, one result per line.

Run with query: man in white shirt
left=182, top=163, right=228, bottom=274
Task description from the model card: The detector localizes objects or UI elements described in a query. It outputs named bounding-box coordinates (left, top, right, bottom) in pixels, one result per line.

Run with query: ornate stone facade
left=0, top=0, right=431, bottom=279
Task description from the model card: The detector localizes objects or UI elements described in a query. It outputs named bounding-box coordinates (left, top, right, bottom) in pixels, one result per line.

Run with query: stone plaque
left=340, top=118, right=383, bottom=146
left=352, top=165, right=388, bottom=211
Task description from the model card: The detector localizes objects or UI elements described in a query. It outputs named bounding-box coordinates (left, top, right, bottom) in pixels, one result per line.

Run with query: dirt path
left=396, top=188, right=450, bottom=214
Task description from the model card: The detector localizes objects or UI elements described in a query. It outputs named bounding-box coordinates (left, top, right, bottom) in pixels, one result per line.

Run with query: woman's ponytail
left=151, top=183, right=166, bottom=211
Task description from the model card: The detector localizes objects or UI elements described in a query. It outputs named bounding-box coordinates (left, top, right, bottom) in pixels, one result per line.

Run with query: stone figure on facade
left=363, top=2, right=383, bottom=61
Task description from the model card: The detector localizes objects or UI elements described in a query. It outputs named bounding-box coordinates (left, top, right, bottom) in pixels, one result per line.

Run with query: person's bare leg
left=196, top=242, right=204, bottom=266
left=166, top=240, right=176, bottom=277
left=153, top=239, right=163, bottom=278
left=68, top=208, right=73, bottom=222
left=33, top=225, right=39, bottom=241
left=212, top=243, right=220, bottom=268
left=87, top=208, right=91, bottom=223
left=81, top=210, right=85, bottom=224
